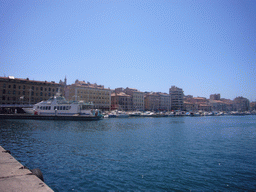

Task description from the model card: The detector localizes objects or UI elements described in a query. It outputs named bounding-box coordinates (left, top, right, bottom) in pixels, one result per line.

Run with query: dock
left=0, top=146, right=53, bottom=192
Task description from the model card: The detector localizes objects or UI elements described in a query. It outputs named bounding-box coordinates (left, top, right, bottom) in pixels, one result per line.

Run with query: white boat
left=141, top=111, right=156, bottom=117
left=22, top=95, right=102, bottom=117
left=114, top=110, right=129, bottom=118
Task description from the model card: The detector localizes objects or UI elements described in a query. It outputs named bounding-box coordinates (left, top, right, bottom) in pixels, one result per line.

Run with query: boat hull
left=0, top=114, right=102, bottom=121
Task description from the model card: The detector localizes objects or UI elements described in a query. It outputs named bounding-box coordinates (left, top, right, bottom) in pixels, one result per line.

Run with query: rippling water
left=1, top=116, right=256, bottom=191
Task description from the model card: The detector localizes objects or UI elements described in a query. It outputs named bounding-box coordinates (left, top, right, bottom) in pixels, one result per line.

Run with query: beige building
left=66, top=80, right=111, bottom=111
left=158, top=92, right=171, bottom=111
left=144, top=92, right=159, bottom=111
left=0, top=76, right=63, bottom=106
left=124, top=88, right=144, bottom=111
left=113, top=87, right=144, bottom=111
left=144, top=92, right=170, bottom=111
left=111, top=91, right=133, bottom=111
left=184, top=101, right=198, bottom=111
left=169, top=86, right=184, bottom=110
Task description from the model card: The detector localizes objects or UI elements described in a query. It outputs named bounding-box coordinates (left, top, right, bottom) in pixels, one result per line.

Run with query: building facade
left=66, top=80, right=111, bottom=111
left=169, top=86, right=184, bottom=110
left=144, top=92, right=160, bottom=111
left=233, top=96, right=250, bottom=112
left=0, top=76, right=63, bottom=107
left=210, top=94, right=221, bottom=100
left=158, top=93, right=171, bottom=111
left=111, top=91, right=133, bottom=111
left=124, top=88, right=144, bottom=111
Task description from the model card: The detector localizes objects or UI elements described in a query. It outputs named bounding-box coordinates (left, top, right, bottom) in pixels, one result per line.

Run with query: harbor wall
left=0, top=146, right=53, bottom=192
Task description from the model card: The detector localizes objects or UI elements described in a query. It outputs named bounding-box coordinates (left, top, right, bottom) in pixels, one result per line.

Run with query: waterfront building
left=158, top=92, right=171, bottom=111
left=193, top=97, right=212, bottom=111
left=111, top=91, right=133, bottom=111
left=184, top=101, right=198, bottom=111
left=144, top=92, right=170, bottom=111
left=184, top=96, right=213, bottom=111
left=144, top=92, right=160, bottom=111
left=220, top=99, right=234, bottom=111
left=233, top=96, right=250, bottom=112
left=250, top=102, right=256, bottom=111
left=0, top=76, right=63, bottom=110
left=169, top=86, right=184, bottom=110
left=124, top=87, right=144, bottom=111
left=209, top=100, right=226, bottom=111
left=66, top=80, right=111, bottom=111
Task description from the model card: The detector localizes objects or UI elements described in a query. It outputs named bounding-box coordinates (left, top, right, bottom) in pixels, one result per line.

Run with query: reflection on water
left=0, top=116, right=256, bottom=191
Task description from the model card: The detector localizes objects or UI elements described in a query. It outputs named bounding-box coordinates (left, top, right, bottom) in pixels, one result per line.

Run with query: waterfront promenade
left=0, top=146, right=53, bottom=192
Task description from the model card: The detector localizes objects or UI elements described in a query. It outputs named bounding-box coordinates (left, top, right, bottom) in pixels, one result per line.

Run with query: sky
left=1, top=0, right=256, bottom=101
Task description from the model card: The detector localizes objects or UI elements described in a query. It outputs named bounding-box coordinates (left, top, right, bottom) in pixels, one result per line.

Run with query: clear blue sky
left=1, top=0, right=256, bottom=101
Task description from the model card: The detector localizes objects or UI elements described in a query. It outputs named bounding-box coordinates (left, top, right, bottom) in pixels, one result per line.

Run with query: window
left=32, top=86, right=34, bottom=90
left=49, top=88, right=51, bottom=91
left=13, top=90, right=16, bottom=95
left=2, top=96, right=5, bottom=100
left=3, top=84, right=6, bottom=88
left=2, top=89, right=5, bottom=94
left=40, top=92, right=43, bottom=96
left=13, top=84, right=16, bottom=89
left=40, top=87, right=43, bottom=91
left=23, top=85, right=25, bottom=89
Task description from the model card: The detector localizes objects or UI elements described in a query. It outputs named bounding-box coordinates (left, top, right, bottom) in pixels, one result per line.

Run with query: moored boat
left=22, top=94, right=102, bottom=119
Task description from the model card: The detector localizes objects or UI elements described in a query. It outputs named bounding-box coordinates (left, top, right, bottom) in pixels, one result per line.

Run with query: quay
left=0, top=114, right=102, bottom=121
left=0, top=146, right=53, bottom=192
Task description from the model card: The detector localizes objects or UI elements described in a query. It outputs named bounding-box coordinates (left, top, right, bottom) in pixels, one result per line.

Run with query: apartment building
left=144, top=92, right=159, bottom=111
left=158, top=92, right=171, bottom=111
left=184, top=101, right=198, bottom=111
left=66, top=80, right=111, bottom=111
left=124, top=88, right=144, bottom=111
left=144, top=92, right=171, bottom=111
left=169, top=86, right=184, bottom=110
left=0, top=76, right=63, bottom=106
left=233, top=96, right=250, bottom=111
left=111, top=91, right=133, bottom=111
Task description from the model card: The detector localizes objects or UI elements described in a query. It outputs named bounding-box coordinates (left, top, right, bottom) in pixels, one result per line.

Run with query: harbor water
left=1, top=115, right=256, bottom=191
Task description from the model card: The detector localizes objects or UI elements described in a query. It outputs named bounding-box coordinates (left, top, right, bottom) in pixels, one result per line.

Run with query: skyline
left=1, top=0, right=256, bottom=101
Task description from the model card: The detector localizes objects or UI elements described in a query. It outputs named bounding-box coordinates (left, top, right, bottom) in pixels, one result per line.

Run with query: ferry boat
left=22, top=94, right=102, bottom=118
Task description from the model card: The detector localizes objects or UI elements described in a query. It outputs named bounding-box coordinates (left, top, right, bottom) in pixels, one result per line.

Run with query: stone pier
left=0, top=146, right=53, bottom=192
